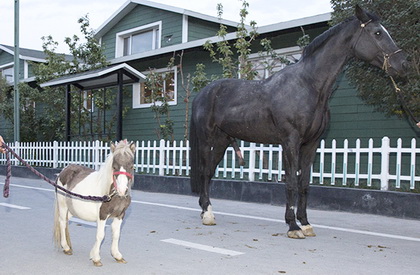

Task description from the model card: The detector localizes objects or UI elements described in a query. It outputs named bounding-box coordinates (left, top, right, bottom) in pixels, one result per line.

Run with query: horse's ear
left=129, top=142, right=136, bottom=153
left=355, top=4, right=370, bottom=23
left=110, top=142, right=116, bottom=153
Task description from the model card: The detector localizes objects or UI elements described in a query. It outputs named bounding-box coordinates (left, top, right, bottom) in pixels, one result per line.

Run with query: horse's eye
left=375, top=31, right=381, bottom=36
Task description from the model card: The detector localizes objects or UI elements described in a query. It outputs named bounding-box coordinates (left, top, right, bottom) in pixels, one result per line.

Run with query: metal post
left=65, top=85, right=71, bottom=141
left=116, top=70, right=123, bottom=141
left=13, top=0, right=20, bottom=142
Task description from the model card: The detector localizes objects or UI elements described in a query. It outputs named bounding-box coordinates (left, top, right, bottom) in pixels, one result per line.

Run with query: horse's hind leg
left=111, top=218, right=127, bottom=264
left=90, top=219, right=106, bottom=267
left=199, top=137, right=230, bottom=226
left=54, top=194, right=73, bottom=254
left=296, top=143, right=318, bottom=237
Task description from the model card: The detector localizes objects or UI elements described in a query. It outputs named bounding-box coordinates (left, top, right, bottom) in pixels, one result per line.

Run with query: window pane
left=123, top=37, right=130, bottom=56
left=131, top=31, right=153, bottom=54
left=2, top=66, right=14, bottom=83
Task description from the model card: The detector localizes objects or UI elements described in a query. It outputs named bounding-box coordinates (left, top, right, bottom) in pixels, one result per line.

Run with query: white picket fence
left=0, top=137, right=419, bottom=191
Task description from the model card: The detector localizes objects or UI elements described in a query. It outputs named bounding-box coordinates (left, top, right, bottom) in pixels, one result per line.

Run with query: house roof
left=40, top=63, right=146, bottom=90
left=0, top=44, right=73, bottom=63
left=108, top=12, right=331, bottom=65
left=94, top=0, right=239, bottom=39
left=0, top=44, right=47, bottom=62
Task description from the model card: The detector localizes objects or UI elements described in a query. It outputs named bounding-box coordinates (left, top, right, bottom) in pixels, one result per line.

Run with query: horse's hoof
left=301, top=225, right=316, bottom=237
left=93, top=260, right=103, bottom=267
left=115, top=258, right=127, bottom=264
left=202, top=211, right=216, bottom=225
left=287, top=230, right=306, bottom=239
left=63, top=249, right=73, bottom=255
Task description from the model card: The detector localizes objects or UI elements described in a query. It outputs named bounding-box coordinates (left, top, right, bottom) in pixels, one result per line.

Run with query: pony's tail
left=189, top=117, right=201, bottom=194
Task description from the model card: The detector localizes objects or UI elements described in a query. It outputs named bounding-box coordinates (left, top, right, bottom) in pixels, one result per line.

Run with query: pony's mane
left=113, top=141, right=135, bottom=158
left=301, top=11, right=380, bottom=59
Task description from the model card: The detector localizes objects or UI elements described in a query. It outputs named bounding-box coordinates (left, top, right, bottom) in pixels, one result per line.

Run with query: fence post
left=159, top=139, right=165, bottom=176
left=380, top=136, right=390, bottom=191
left=53, top=141, right=58, bottom=168
left=248, top=143, right=256, bottom=181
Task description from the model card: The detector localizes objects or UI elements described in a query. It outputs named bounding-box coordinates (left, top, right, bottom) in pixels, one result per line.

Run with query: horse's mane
left=301, top=11, right=380, bottom=60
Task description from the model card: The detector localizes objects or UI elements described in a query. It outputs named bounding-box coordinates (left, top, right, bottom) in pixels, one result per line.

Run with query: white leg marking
left=90, top=219, right=106, bottom=264
left=202, top=205, right=216, bottom=225
left=111, top=218, right=125, bottom=262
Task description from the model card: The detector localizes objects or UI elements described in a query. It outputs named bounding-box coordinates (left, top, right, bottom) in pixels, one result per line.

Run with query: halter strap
left=353, top=19, right=403, bottom=73
left=111, top=171, right=133, bottom=198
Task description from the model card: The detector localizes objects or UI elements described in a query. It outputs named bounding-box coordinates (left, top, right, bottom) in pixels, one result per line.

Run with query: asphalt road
left=1, top=176, right=419, bottom=275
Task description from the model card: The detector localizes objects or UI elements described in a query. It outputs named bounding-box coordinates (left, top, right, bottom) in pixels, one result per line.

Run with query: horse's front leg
left=111, top=218, right=127, bottom=264
left=90, top=219, right=106, bottom=267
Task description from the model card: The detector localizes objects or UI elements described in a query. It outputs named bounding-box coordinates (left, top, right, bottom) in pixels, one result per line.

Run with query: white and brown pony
left=53, top=140, right=135, bottom=267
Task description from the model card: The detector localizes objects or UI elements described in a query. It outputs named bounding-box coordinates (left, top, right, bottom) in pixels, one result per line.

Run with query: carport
left=41, top=63, right=146, bottom=141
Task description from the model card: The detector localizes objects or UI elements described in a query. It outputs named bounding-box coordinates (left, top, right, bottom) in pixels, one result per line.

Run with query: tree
left=1, top=15, right=116, bottom=141
left=330, top=0, right=419, bottom=124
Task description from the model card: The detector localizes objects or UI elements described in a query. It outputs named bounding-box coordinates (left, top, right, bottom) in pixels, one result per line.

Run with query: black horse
left=190, top=6, right=408, bottom=239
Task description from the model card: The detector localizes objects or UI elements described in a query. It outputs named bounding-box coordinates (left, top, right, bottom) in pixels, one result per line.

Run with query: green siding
left=101, top=5, right=183, bottom=60
left=322, top=73, right=419, bottom=147
left=188, top=17, right=235, bottom=41
left=0, top=51, right=14, bottom=66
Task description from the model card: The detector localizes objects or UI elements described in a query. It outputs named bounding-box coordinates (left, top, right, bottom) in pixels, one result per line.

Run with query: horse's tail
left=189, top=117, right=201, bottom=194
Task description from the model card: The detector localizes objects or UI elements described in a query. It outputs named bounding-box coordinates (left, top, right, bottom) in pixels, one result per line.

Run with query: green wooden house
left=90, top=0, right=418, bottom=146
left=4, top=0, right=420, bottom=147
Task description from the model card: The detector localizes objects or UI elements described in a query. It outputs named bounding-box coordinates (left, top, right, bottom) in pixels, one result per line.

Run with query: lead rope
left=1, top=143, right=111, bottom=202
left=383, top=55, right=420, bottom=126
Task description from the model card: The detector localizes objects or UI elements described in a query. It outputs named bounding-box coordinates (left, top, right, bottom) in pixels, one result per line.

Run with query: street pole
left=13, top=0, right=20, bottom=142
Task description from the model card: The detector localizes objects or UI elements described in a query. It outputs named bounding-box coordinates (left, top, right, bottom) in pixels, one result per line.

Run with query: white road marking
left=0, top=202, right=31, bottom=210
left=3, top=182, right=419, bottom=242
left=0, top=182, right=54, bottom=192
left=161, top=238, right=244, bottom=256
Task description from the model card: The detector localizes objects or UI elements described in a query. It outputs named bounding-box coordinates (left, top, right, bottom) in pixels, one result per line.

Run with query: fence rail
left=0, top=137, right=418, bottom=191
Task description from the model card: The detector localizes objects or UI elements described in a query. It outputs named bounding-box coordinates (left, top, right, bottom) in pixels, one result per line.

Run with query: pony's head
left=352, top=5, right=408, bottom=77
left=110, top=140, right=136, bottom=196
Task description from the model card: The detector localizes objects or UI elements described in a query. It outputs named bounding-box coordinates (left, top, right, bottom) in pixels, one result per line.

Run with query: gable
left=100, top=4, right=184, bottom=60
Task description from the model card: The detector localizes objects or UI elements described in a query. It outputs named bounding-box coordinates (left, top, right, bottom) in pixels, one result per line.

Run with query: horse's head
left=352, top=5, right=408, bottom=77
left=110, top=140, right=136, bottom=196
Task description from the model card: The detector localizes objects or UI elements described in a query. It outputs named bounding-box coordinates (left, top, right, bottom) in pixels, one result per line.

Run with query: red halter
left=112, top=171, right=133, bottom=193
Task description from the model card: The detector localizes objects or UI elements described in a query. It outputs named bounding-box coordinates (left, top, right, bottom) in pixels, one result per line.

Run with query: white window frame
left=0, top=62, right=14, bottom=83
left=248, top=46, right=302, bottom=80
left=115, top=21, right=162, bottom=58
left=132, top=66, right=177, bottom=109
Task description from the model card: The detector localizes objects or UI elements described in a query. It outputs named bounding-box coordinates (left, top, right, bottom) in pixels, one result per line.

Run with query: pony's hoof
left=287, top=230, right=306, bottom=239
left=93, top=260, right=103, bottom=267
left=202, top=211, right=216, bottom=226
left=63, top=249, right=73, bottom=255
left=115, top=258, right=127, bottom=264
left=301, top=225, right=316, bottom=237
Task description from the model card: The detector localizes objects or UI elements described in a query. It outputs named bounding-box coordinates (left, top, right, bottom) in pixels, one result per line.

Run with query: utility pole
left=13, top=0, right=20, bottom=142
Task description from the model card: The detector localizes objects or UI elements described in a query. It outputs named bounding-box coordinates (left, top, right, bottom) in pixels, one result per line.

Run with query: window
left=116, top=22, right=161, bottom=57
left=248, top=46, right=302, bottom=80
left=0, top=65, right=14, bottom=83
left=82, top=91, right=94, bottom=113
left=132, top=67, right=177, bottom=109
